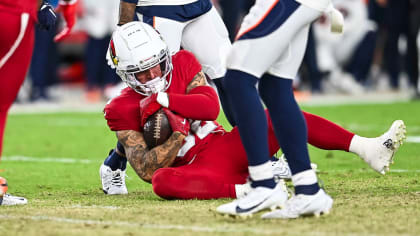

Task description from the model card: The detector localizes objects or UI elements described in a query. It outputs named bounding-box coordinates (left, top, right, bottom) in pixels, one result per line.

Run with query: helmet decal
left=109, top=39, right=119, bottom=66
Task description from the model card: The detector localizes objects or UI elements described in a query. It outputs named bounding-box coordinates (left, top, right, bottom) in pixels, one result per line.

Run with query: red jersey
left=0, top=0, right=38, bottom=21
left=104, top=50, right=224, bottom=166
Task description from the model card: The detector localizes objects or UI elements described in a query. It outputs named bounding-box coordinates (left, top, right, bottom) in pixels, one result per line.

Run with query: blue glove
left=37, top=2, right=57, bottom=31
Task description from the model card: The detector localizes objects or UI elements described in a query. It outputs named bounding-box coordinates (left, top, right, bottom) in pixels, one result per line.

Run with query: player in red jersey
left=101, top=21, right=406, bottom=200
left=0, top=0, right=77, bottom=206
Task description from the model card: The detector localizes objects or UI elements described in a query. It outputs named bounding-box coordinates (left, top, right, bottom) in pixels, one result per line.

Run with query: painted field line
left=389, top=169, right=420, bottom=173
left=406, top=136, right=420, bottom=143
left=0, top=215, right=416, bottom=236
left=68, top=204, right=120, bottom=210
left=3, top=156, right=420, bottom=173
left=0, top=214, right=277, bottom=235
left=1, top=156, right=98, bottom=164
left=319, top=169, right=420, bottom=173
left=343, top=124, right=420, bottom=133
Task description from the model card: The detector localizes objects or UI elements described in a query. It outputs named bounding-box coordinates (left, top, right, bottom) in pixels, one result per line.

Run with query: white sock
left=248, top=161, right=274, bottom=181
left=291, top=169, right=318, bottom=187
left=349, top=135, right=370, bottom=159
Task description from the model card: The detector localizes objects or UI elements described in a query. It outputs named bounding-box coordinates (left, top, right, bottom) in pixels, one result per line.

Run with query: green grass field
left=1, top=101, right=420, bottom=236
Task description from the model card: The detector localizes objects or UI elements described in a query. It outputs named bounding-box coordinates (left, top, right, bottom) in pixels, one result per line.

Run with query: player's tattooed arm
left=118, top=1, right=136, bottom=25
left=116, top=130, right=185, bottom=183
left=186, top=71, right=208, bottom=93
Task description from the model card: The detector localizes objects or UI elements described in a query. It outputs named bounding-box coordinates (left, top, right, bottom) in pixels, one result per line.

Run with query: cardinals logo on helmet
left=109, top=39, right=119, bottom=66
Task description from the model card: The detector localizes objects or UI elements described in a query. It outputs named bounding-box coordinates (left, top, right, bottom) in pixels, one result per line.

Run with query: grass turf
left=1, top=101, right=419, bottom=235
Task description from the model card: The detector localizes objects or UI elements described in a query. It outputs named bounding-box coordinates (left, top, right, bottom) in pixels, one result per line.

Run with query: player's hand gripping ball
left=0, top=177, right=8, bottom=196
left=143, top=109, right=172, bottom=149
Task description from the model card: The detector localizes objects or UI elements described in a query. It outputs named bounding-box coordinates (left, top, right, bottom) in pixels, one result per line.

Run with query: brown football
left=143, top=109, right=172, bottom=148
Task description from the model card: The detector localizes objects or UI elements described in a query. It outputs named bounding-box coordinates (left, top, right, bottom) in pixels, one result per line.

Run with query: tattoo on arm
left=118, top=1, right=136, bottom=25
left=186, top=71, right=207, bottom=93
left=117, top=130, right=185, bottom=183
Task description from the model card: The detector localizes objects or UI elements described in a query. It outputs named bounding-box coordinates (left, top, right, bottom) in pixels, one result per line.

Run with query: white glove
left=326, top=3, right=344, bottom=34
left=157, top=92, right=169, bottom=108
left=330, top=8, right=344, bottom=34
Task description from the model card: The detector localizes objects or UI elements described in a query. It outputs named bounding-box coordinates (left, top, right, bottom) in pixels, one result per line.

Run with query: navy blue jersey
left=135, top=0, right=212, bottom=23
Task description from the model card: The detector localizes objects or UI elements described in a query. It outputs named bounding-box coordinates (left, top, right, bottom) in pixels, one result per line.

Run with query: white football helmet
left=108, top=22, right=173, bottom=96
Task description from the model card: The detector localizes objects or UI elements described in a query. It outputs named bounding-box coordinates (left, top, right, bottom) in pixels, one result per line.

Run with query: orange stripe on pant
left=235, top=0, right=280, bottom=40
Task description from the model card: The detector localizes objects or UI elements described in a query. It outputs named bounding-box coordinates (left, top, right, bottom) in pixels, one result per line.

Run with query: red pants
left=152, top=119, right=280, bottom=200
left=0, top=11, right=35, bottom=157
left=152, top=111, right=354, bottom=200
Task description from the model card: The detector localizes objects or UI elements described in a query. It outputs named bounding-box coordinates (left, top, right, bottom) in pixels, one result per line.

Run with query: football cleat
left=272, top=156, right=292, bottom=180
left=272, top=155, right=318, bottom=181
left=261, top=189, right=333, bottom=219
left=100, top=164, right=128, bottom=195
left=0, top=194, right=28, bottom=206
left=217, top=180, right=288, bottom=217
left=359, top=120, right=406, bottom=174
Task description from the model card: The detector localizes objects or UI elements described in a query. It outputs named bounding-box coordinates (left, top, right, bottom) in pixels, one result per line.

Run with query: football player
left=218, top=0, right=345, bottom=218
left=313, top=0, right=375, bottom=92
left=0, top=0, right=77, bottom=206
left=101, top=22, right=406, bottom=204
left=109, top=0, right=235, bottom=125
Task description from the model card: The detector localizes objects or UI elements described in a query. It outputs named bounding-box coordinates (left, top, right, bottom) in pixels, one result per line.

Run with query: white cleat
left=272, top=156, right=292, bottom=180
left=217, top=180, right=288, bottom=217
left=261, top=189, right=333, bottom=219
left=272, top=155, right=318, bottom=181
left=0, top=194, right=28, bottom=206
left=359, top=120, right=406, bottom=174
left=100, top=164, right=128, bottom=195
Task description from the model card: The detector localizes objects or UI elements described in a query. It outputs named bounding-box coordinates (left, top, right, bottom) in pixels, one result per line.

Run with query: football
left=143, top=108, right=172, bottom=148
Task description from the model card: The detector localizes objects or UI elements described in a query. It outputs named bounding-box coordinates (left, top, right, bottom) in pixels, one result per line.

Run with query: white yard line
left=406, top=136, right=420, bottom=143
left=2, top=156, right=420, bottom=173
left=389, top=169, right=420, bottom=173
left=1, top=156, right=97, bottom=164
left=9, top=89, right=412, bottom=114
left=0, top=214, right=278, bottom=234
left=317, top=169, right=420, bottom=173
left=300, top=92, right=412, bottom=106
left=0, top=214, right=417, bottom=236
left=343, top=124, right=420, bottom=133
left=68, top=204, right=120, bottom=210
left=0, top=214, right=415, bottom=236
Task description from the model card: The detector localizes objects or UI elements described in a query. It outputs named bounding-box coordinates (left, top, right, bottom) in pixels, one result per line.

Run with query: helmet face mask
left=109, top=22, right=173, bottom=96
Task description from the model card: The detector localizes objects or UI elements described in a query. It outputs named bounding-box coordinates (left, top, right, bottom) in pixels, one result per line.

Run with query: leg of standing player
left=0, top=11, right=35, bottom=206
left=179, top=7, right=236, bottom=126
left=0, top=12, right=35, bottom=159
left=218, top=0, right=334, bottom=218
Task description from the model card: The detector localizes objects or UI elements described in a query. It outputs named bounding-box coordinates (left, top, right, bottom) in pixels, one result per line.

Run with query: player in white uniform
left=216, top=0, right=344, bottom=219
left=314, top=0, right=375, bottom=93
